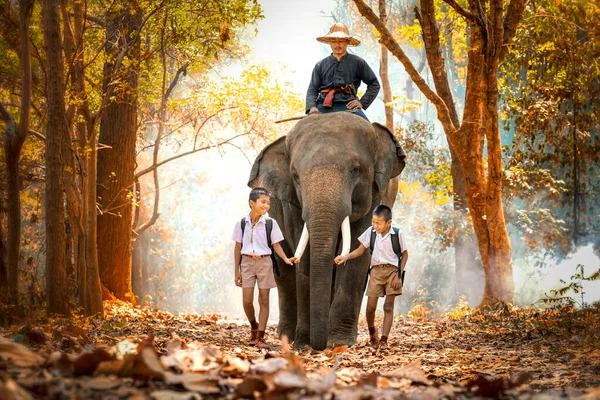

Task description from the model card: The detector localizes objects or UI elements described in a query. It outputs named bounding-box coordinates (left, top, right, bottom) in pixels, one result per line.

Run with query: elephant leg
left=294, top=254, right=311, bottom=348
left=327, top=251, right=370, bottom=346
left=275, top=240, right=297, bottom=341
left=328, top=217, right=373, bottom=346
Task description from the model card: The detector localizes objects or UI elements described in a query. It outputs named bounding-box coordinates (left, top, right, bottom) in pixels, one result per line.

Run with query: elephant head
left=249, top=112, right=405, bottom=349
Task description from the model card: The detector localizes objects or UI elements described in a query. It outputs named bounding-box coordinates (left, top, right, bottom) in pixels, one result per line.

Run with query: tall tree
left=354, top=0, right=526, bottom=305
left=42, top=0, right=69, bottom=314
left=97, top=4, right=142, bottom=301
left=0, top=0, right=34, bottom=303
left=337, top=0, right=482, bottom=303
left=97, top=0, right=262, bottom=301
left=378, top=0, right=393, bottom=131
left=61, top=0, right=103, bottom=315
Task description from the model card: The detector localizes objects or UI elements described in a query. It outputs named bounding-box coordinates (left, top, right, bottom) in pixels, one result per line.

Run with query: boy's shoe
left=255, top=331, right=269, bottom=348
left=378, top=335, right=388, bottom=348
left=369, top=328, right=379, bottom=346
left=250, top=329, right=258, bottom=343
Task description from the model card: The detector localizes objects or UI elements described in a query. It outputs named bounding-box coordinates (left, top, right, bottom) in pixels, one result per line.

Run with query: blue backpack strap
left=369, top=228, right=376, bottom=254
left=240, top=218, right=246, bottom=251
left=391, top=227, right=403, bottom=260
left=265, top=218, right=280, bottom=277
left=391, top=227, right=406, bottom=282
left=364, top=228, right=377, bottom=291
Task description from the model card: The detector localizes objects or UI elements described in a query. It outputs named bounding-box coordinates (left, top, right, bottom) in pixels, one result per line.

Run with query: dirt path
left=1, top=301, right=599, bottom=399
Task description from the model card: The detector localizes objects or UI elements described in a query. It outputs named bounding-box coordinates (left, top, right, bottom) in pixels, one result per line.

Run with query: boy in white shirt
left=334, top=205, right=408, bottom=347
left=231, top=187, right=298, bottom=346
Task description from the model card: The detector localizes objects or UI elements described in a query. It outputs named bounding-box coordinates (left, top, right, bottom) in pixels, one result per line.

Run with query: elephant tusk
left=294, top=223, right=309, bottom=260
left=340, top=216, right=351, bottom=257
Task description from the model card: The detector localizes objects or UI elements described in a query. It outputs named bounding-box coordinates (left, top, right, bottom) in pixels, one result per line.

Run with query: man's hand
left=334, top=255, right=348, bottom=265
left=235, top=273, right=242, bottom=287
left=309, top=107, right=320, bottom=114
left=391, top=274, right=402, bottom=290
left=346, top=99, right=363, bottom=110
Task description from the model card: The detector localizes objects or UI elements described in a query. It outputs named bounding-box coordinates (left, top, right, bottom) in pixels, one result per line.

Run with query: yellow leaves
left=398, top=180, right=423, bottom=198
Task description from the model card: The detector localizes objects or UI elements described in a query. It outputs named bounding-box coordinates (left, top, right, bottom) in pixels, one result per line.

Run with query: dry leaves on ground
left=0, top=300, right=599, bottom=399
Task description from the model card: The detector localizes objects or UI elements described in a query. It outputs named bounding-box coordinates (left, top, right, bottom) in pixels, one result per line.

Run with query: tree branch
left=12, top=0, right=34, bottom=154
left=501, top=0, right=527, bottom=61
left=0, top=103, right=16, bottom=138
left=135, top=132, right=251, bottom=179
left=29, top=129, right=46, bottom=141
left=442, top=0, right=479, bottom=21
left=416, top=0, right=461, bottom=128
left=352, top=0, right=457, bottom=133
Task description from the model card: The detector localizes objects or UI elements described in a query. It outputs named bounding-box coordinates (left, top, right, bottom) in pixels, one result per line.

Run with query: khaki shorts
left=240, top=256, right=276, bottom=289
left=365, top=264, right=403, bottom=297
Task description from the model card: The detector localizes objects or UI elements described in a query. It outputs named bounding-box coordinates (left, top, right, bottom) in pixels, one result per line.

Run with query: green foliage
left=501, top=0, right=600, bottom=250
left=542, top=264, right=600, bottom=308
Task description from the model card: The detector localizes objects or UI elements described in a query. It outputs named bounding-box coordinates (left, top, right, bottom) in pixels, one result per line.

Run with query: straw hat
left=316, top=22, right=361, bottom=47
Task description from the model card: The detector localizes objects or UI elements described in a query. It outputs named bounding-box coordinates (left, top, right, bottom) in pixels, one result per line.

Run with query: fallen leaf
left=273, top=370, right=306, bottom=390
left=251, top=357, right=288, bottom=374
left=332, top=345, right=348, bottom=355
left=235, top=375, right=268, bottom=397
left=131, top=346, right=166, bottom=381
left=357, top=371, right=378, bottom=387
left=73, top=349, right=114, bottom=376
left=24, top=329, right=49, bottom=345
left=82, top=376, right=120, bottom=391
left=0, top=339, right=44, bottom=367
left=382, top=360, right=431, bottom=385
left=150, top=390, right=201, bottom=400
left=0, top=376, right=32, bottom=400
left=93, top=360, right=126, bottom=376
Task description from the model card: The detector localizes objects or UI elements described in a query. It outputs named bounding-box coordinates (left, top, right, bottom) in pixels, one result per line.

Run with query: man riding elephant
left=249, top=112, right=405, bottom=350
left=306, top=22, right=381, bottom=121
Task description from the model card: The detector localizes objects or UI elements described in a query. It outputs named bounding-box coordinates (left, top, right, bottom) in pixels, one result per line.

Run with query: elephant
left=248, top=112, right=405, bottom=350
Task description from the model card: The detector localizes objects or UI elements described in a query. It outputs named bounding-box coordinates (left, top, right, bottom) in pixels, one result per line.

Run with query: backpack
left=240, top=217, right=280, bottom=277
left=364, top=227, right=406, bottom=290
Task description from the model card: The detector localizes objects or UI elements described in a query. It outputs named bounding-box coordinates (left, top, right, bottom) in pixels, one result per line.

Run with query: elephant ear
left=248, top=136, right=298, bottom=206
left=372, top=122, right=406, bottom=197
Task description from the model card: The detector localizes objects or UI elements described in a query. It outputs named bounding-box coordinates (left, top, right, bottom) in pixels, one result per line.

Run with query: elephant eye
left=350, top=165, right=361, bottom=177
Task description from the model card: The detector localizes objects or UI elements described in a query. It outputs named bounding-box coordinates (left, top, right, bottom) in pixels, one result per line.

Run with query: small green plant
left=542, top=264, right=600, bottom=308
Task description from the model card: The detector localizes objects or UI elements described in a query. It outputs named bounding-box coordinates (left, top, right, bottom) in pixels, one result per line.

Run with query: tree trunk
left=418, top=0, right=482, bottom=304
left=378, top=0, right=393, bottom=131
left=353, top=0, right=524, bottom=305
left=131, top=234, right=143, bottom=302
left=43, top=0, right=69, bottom=315
left=0, top=197, right=6, bottom=291
left=0, top=0, right=34, bottom=304
left=84, top=136, right=103, bottom=314
left=69, top=0, right=103, bottom=316
left=97, top=6, right=141, bottom=302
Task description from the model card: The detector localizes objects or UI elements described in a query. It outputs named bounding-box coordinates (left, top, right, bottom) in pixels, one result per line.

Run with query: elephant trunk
left=307, top=210, right=340, bottom=350
left=302, top=168, right=351, bottom=350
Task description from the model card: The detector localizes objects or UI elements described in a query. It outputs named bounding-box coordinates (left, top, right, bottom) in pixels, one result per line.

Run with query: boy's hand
left=235, top=273, right=242, bottom=287
left=287, top=256, right=299, bottom=265
left=334, top=255, right=347, bottom=265
left=391, top=274, right=402, bottom=290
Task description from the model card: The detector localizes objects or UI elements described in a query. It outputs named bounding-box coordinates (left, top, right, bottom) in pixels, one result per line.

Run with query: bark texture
left=97, top=6, right=141, bottom=301
left=0, top=0, right=34, bottom=303
left=43, top=0, right=69, bottom=314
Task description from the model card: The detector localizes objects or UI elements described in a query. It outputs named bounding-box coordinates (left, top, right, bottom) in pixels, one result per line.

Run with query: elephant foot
left=293, top=330, right=311, bottom=350
left=277, top=323, right=296, bottom=342
left=327, top=335, right=357, bottom=349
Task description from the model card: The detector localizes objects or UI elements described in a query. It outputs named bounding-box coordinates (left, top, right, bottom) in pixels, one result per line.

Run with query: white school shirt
left=358, top=226, right=408, bottom=267
left=231, top=214, right=285, bottom=256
